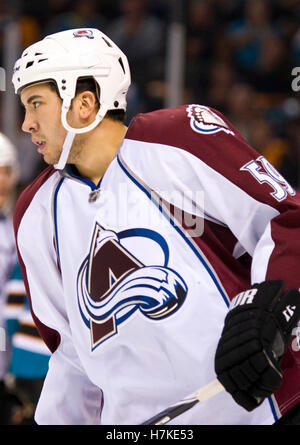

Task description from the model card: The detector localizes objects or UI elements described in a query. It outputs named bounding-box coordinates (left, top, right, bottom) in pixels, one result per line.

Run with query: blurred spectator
left=224, top=82, right=258, bottom=141
left=205, top=61, right=237, bottom=112
left=185, top=0, right=220, bottom=100
left=106, top=0, right=165, bottom=90
left=0, top=4, right=18, bottom=64
left=292, top=28, right=300, bottom=64
left=285, top=110, right=300, bottom=191
left=213, top=0, right=245, bottom=22
left=226, top=0, right=281, bottom=80
left=124, top=81, right=148, bottom=124
left=253, top=33, right=290, bottom=95
left=273, top=0, right=299, bottom=44
left=18, top=14, right=41, bottom=48
left=248, top=116, right=299, bottom=188
left=44, top=0, right=106, bottom=36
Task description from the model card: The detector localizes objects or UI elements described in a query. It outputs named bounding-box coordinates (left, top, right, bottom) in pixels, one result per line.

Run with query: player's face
left=20, top=83, right=67, bottom=165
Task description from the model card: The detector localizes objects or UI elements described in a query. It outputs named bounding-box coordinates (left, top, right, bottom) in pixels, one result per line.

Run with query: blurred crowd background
left=0, top=0, right=299, bottom=192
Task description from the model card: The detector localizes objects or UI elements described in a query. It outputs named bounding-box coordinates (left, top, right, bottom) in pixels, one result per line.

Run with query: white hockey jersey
left=14, top=105, right=300, bottom=425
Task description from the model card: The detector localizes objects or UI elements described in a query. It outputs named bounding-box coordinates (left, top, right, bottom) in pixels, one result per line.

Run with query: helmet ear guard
left=12, top=28, right=131, bottom=170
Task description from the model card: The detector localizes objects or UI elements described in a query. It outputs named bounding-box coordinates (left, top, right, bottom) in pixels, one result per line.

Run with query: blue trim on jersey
left=118, top=228, right=169, bottom=266
left=192, top=120, right=220, bottom=134
left=78, top=271, right=91, bottom=328
left=65, top=164, right=103, bottom=190
left=268, top=397, right=278, bottom=422
left=53, top=177, right=65, bottom=265
left=116, top=155, right=229, bottom=307
left=117, top=305, right=138, bottom=325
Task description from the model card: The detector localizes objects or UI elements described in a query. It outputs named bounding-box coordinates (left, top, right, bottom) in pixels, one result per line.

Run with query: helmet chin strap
left=54, top=131, right=76, bottom=170
left=54, top=98, right=109, bottom=170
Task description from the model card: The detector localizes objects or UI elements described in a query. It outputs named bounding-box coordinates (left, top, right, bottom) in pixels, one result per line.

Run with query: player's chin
left=43, top=156, right=54, bottom=165
left=43, top=151, right=61, bottom=166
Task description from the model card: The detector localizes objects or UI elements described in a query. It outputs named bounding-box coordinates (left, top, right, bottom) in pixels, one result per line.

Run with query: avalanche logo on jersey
left=187, top=104, right=234, bottom=136
left=77, top=223, right=188, bottom=350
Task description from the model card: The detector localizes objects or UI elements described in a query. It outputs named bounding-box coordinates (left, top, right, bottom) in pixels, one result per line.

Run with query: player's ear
left=76, top=91, right=97, bottom=120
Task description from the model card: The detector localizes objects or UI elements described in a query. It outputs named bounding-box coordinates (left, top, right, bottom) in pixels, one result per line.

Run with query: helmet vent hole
left=26, top=61, right=34, bottom=68
left=102, top=37, right=112, bottom=47
left=38, top=58, right=48, bottom=63
left=118, top=57, right=125, bottom=74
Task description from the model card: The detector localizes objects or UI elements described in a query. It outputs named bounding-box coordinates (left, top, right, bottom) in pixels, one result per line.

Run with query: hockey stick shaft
left=141, top=379, right=224, bottom=425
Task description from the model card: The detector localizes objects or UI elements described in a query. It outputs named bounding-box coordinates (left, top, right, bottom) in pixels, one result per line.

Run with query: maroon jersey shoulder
left=126, top=104, right=262, bottom=187
left=126, top=105, right=300, bottom=210
left=126, top=104, right=255, bottom=158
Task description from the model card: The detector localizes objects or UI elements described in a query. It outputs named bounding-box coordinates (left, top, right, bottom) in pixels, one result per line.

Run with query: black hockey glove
left=214, top=280, right=300, bottom=411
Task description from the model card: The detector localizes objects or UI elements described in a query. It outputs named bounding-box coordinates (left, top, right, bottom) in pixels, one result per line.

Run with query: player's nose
left=22, top=112, right=38, bottom=133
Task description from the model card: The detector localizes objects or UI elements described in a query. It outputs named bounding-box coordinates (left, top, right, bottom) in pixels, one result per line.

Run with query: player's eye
left=32, top=101, right=41, bottom=109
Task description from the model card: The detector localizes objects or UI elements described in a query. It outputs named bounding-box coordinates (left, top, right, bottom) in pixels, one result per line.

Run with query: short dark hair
left=48, top=78, right=126, bottom=123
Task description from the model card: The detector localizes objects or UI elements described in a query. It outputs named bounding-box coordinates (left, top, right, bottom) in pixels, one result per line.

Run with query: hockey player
left=12, top=28, right=300, bottom=425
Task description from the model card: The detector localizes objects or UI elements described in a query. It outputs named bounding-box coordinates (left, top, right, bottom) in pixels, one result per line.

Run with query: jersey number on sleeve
left=240, top=155, right=296, bottom=202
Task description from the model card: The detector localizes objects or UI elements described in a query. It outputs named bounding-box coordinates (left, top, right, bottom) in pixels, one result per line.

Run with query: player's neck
left=72, top=118, right=127, bottom=185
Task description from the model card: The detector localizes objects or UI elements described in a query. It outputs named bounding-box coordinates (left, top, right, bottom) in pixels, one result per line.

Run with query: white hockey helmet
left=12, top=28, right=131, bottom=169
